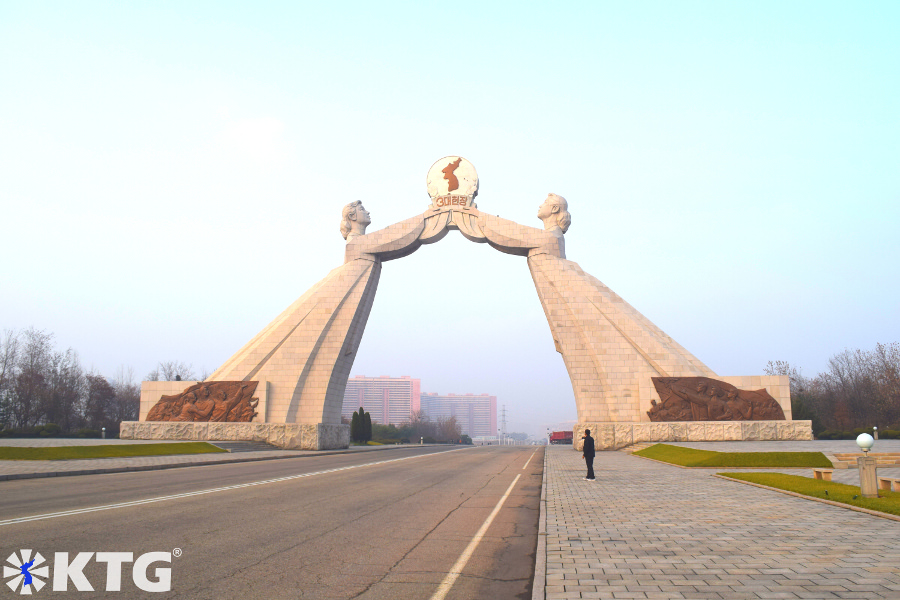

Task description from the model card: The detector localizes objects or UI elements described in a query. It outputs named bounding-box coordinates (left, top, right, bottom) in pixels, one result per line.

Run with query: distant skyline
left=2, top=2, right=897, bottom=437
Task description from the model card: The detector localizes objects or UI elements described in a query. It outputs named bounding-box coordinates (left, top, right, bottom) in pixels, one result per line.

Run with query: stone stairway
left=829, top=452, right=900, bottom=469
left=618, top=442, right=656, bottom=454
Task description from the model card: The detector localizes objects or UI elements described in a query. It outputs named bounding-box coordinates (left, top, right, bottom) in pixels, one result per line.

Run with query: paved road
left=1, top=445, right=543, bottom=599
left=0, top=441, right=440, bottom=480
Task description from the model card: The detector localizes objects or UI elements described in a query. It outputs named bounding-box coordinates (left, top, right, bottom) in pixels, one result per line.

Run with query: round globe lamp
left=856, top=433, right=875, bottom=455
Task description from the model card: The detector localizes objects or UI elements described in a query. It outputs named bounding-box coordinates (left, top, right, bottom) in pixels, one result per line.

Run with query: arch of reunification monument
left=122, top=157, right=812, bottom=450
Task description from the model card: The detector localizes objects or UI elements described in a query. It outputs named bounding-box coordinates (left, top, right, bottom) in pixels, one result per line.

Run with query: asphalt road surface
left=1, top=445, right=543, bottom=599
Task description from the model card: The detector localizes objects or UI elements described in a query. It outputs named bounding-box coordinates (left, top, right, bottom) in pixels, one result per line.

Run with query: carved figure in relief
left=340, top=200, right=371, bottom=241
left=146, top=381, right=260, bottom=423
left=725, top=389, right=753, bottom=420
left=648, top=377, right=785, bottom=422
left=172, top=391, right=215, bottom=421
left=701, top=383, right=732, bottom=421
left=537, top=193, right=571, bottom=233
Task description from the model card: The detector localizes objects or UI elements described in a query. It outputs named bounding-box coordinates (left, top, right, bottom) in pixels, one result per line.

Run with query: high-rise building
left=419, top=393, right=497, bottom=437
left=341, top=376, right=421, bottom=425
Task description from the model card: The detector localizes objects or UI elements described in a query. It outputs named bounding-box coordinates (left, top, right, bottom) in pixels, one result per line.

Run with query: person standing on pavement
left=582, top=429, right=596, bottom=480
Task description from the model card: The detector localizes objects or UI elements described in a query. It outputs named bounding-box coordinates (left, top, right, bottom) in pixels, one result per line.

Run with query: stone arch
left=130, top=158, right=804, bottom=449
left=204, top=199, right=717, bottom=443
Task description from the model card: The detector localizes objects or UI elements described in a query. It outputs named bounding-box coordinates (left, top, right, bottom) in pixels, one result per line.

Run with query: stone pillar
left=858, top=456, right=879, bottom=498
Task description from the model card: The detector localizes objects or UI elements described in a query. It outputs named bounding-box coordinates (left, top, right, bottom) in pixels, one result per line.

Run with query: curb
left=0, top=444, right=451, bottom=482
left=531, top=446, right=548, bottom=600
left=712, top=474, right=900, bottom=523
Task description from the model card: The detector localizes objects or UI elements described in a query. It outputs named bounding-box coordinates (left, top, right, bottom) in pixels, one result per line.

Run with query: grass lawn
left=720, top=472, right=900, bottom=517
left=634, top=443, right=833, bottom=468
left=0, top=442, right=228, bottom=461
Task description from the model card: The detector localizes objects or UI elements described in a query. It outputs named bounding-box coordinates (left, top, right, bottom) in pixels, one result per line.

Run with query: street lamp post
left=856, top=433, right=878, bottom=498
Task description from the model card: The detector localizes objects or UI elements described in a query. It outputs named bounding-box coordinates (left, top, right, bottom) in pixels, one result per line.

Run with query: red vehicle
left=549, top=431, right=573, bottom=445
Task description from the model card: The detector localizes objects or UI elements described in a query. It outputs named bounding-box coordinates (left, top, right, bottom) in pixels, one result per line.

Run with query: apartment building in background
left=341, top=376, right=421, bottom=425
left=419, top=392, right=497, bottom=437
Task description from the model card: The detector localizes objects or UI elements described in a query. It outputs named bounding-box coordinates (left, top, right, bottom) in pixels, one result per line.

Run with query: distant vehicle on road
left=549, top=431, right=573, bottom=445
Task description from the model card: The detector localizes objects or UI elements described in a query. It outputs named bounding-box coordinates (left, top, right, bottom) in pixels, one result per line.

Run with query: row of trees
left=343, top=410, right=464, bottom=443
left=350, top=407, right=372, bottom=444
left=766, top=342, right=900, bottom=435
left=0, top=329, right=141, bottom=436
left=369, top=410, right=464, bottom=443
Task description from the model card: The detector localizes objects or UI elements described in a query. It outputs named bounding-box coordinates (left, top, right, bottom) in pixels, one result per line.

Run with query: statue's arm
left=468, top=209, right=564, bottom=258
left=344, top=212, right=428, bottom=262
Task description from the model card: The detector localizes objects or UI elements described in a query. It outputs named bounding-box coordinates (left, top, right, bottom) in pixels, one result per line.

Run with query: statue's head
left=537, top=193, right=571, bottom=233
left=696, top=382, right=707, bottom=393
left=340, top=201, right=371, bottom=240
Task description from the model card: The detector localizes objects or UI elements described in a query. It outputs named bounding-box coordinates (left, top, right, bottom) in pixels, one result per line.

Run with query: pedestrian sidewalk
left=536, top=445, right=900, bottom=599
left=0, top=441, right=433, bottom=481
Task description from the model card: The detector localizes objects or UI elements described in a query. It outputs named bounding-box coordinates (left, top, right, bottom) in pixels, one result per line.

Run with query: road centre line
left=522, top=451, right=536, bottom=470
left=429, top=473, right=521, bottom=600
left=0, top=447, right=469, bottom=527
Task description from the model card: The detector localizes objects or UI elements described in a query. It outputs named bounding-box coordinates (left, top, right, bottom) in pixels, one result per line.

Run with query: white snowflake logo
left=4, top=550, right=48, bottom=595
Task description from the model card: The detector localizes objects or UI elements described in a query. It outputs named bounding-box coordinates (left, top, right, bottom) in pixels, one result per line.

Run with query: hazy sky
left=2, top=2, right=898, bottom=436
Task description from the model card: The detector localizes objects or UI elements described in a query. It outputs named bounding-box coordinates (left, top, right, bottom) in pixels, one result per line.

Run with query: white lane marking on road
left=0, top=448, right=469, bottom=527
left=522, top=451, right=537, bottom=470
left=429, top=473, right=521, bottom=600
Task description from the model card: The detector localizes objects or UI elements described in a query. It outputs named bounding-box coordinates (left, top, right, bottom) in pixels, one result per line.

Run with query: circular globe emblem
left=4, top=550, right=48, bottom=595
left=426, top=156, right=478, bottom=210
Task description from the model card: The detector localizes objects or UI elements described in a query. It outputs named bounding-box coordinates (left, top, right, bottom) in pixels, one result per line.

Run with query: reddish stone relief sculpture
left=648, top=377, right=785, bottom=422
left=146, top=381, right=260, bottom=422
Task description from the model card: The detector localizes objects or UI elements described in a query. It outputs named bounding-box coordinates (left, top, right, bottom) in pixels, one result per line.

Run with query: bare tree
left=763, top=360, right=809, bottom=396
left=0, top=330, right=20, bottom=429
left=112, top=366, right=140, bottom=423
left=0, top=326, right=150, bottom=435
left=771, top=343, right=900, bottom=432
left=11, top=328, right=54, bottom=428
left=84, top=372, right=116, bottom=431
left=44, top=349, right=85, bottom=431
left=147, top=360, right=196, bottom=382
left=436, top=415, right=461, bottom=442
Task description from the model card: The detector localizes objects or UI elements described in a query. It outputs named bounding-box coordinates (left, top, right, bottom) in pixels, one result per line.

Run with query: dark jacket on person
left=582, top=434, right=595, bottom=458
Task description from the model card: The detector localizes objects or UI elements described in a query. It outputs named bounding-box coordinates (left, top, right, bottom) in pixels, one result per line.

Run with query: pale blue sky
left=2, top=2, right=898, bottom=435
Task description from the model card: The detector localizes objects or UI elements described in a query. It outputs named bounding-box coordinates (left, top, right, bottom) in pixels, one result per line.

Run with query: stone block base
left=119, top=422, right=350, bottom=450
left=573, top=420, right=813, bottom=451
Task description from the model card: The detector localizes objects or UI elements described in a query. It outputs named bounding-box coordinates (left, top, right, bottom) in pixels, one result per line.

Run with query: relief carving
left=648, top=377, right=785, bottom=422
left=146, top=381, right=260, bottom=423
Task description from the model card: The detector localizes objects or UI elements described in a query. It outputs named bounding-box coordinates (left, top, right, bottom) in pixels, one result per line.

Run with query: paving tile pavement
left=541, top=446, right=900, bottom=600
